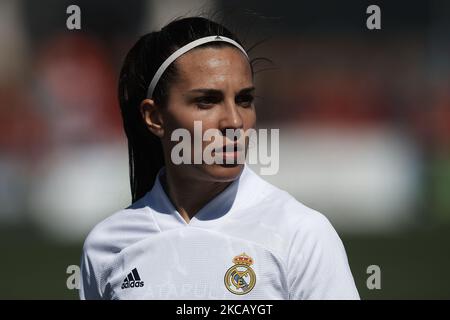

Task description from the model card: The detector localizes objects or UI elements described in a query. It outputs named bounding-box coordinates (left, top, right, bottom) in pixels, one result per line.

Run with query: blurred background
left=0, top=0, right=449, bottom=299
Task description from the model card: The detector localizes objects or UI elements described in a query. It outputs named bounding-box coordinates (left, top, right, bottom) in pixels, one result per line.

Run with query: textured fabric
left=80, top=164, right=360, bottom=300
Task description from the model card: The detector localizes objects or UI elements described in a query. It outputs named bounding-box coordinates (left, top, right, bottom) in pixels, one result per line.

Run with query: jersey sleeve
left=79, top=240, right=104, bottom=300
left=287, top=213, right=360, bottom=300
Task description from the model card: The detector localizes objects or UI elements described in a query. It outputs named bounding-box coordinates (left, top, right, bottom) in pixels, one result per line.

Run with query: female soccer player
left=80, top=17, right=359, bottom=300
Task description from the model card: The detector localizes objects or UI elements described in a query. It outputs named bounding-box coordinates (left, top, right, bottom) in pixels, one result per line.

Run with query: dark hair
left=118, top=17, right=253, bottom=203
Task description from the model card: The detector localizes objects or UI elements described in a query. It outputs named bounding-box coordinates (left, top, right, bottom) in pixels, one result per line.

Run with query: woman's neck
left=161, top=167, right=233, bottom=223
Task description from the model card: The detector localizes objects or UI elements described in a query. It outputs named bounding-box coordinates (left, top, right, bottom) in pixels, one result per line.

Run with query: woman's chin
left=200, top=162, right=245, bottom=182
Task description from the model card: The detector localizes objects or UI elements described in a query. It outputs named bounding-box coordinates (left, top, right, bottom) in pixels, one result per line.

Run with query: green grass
left=0, top=227, right=81, bottom=299
left=345, top=225, right=450, bottom=299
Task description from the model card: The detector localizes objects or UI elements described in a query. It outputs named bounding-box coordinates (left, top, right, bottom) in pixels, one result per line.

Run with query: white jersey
left=80, top=164, right=359, bottom=300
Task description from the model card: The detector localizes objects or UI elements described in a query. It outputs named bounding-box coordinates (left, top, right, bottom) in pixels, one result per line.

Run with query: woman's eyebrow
left=238, top=86, right=256, bottom=94
left=187, top=88, right=222, bottom=95
left=187, top=86, right=255, bottom=95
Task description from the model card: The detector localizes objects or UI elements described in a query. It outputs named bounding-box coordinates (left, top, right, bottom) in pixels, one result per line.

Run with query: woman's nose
left=219, top=100, right=244, bottom=134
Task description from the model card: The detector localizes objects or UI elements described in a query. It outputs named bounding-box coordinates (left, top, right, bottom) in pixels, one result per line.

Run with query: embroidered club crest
left=224, top=253, right=256, bottom=295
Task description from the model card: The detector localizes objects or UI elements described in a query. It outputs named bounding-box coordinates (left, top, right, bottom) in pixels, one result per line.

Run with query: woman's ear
left=140, top=99, right=164, bottom=138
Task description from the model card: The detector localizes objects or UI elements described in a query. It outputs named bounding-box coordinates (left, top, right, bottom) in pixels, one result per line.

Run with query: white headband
left=146, top=35, right=248, bottom=99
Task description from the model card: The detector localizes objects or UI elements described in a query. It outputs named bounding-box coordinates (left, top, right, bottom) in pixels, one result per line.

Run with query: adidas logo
left=121, top=268, right=144, bottom=289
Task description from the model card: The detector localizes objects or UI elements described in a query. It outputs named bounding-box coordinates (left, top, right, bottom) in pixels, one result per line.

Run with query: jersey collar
left=145, top=164, right=254, bottom=229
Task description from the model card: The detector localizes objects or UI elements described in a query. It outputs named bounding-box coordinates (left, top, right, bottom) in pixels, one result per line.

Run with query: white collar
left=146, top=164, right=255, bottom=228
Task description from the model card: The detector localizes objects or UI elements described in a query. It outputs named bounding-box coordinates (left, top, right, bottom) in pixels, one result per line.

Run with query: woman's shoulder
left=82, top=201, right=156, bottom=257
left=236, top=169, right=345, bottom=274
left=246, top=168, right=338, bottom=238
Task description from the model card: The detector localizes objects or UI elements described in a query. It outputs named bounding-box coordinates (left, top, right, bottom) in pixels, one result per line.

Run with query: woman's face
left=159, top=45, right=256, bottom=183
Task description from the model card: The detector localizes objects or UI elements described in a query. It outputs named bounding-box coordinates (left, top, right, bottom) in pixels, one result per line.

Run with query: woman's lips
left=219, top=143, right=244, bottom=152
left=213, top=144, right=244, bottom=162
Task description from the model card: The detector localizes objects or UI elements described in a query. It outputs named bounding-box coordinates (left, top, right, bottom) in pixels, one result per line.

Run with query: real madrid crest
left=224, top=253, right=256, bottom=295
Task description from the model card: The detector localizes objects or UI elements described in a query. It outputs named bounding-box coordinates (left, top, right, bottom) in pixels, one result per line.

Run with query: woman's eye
left=195, top=96, right=220, bottom=108
left=236, top=95, right=254, bottom=107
